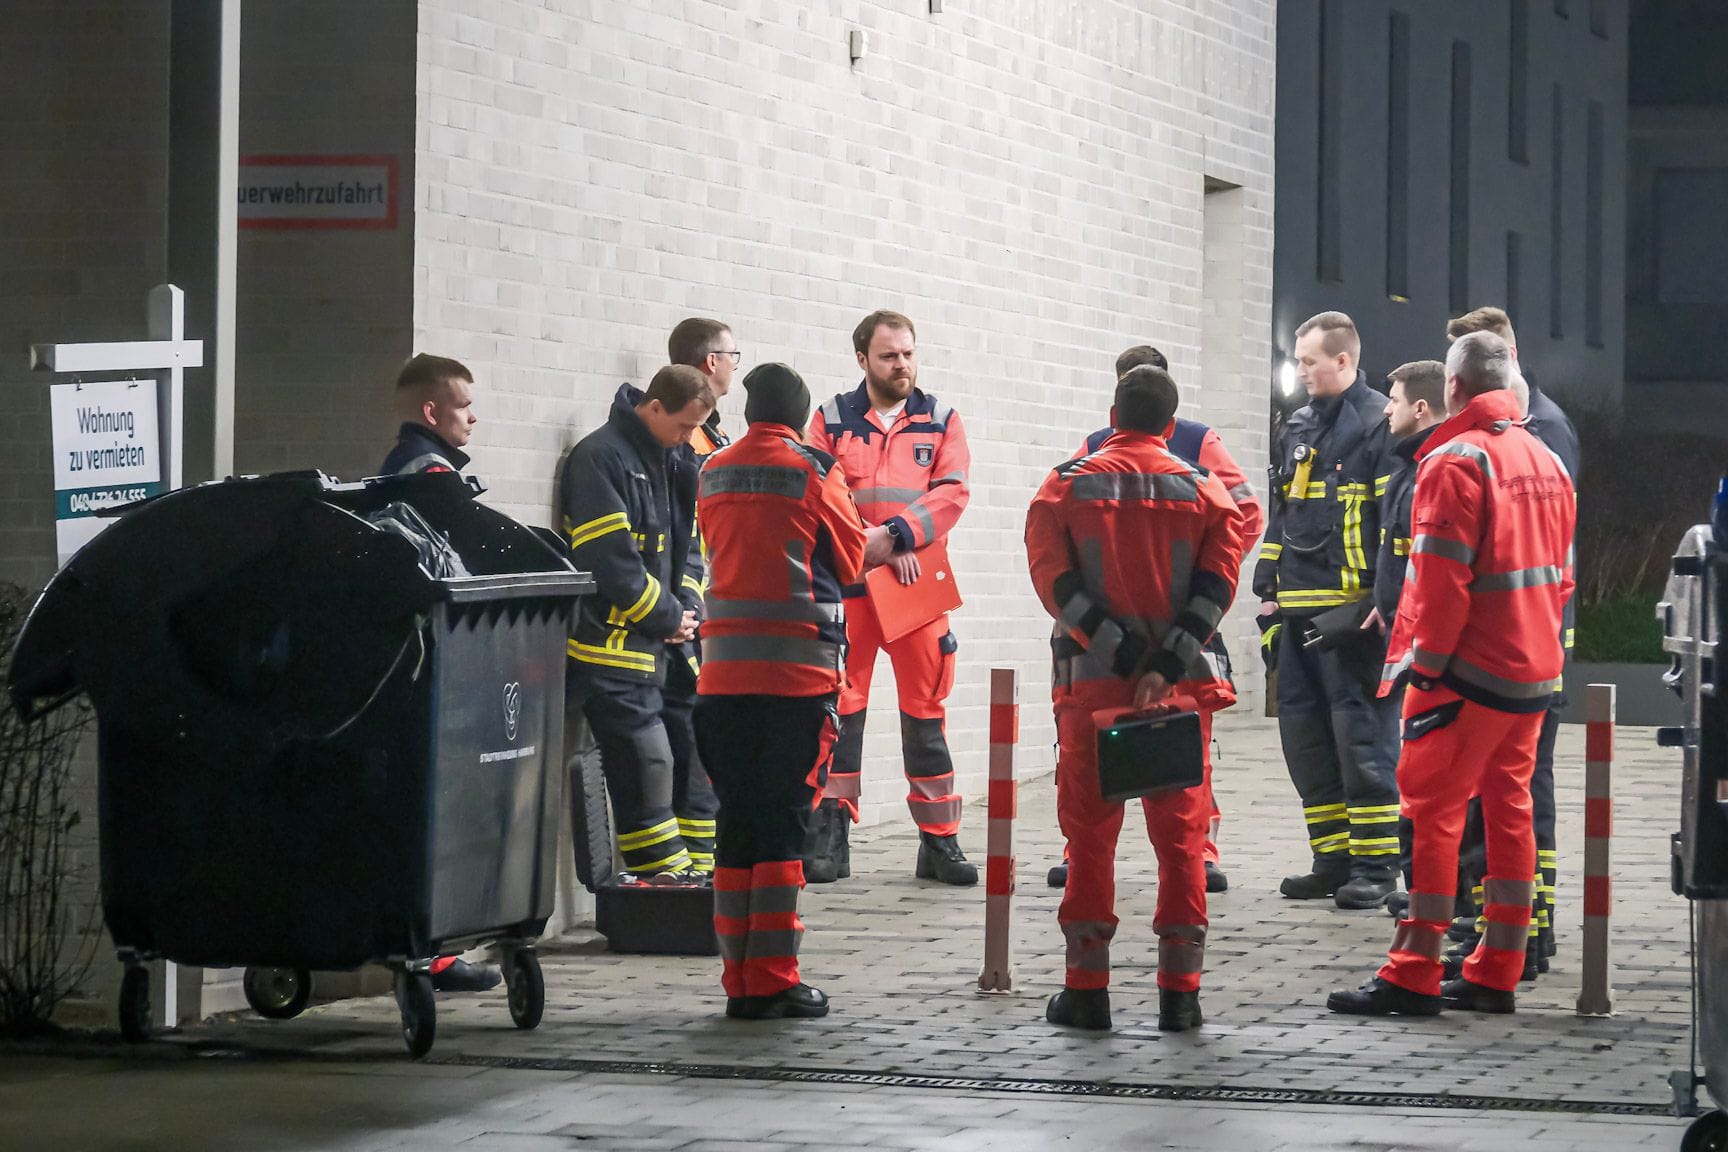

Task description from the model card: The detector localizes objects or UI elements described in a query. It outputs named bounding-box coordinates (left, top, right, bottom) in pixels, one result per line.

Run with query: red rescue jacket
left=1379, top=389, right=1576, bottom=711
left=696, top=423, right=868, bottom=698
left=808, top=384, right=969, bottom=581
left=1026, top=430, right=1246, bottom=710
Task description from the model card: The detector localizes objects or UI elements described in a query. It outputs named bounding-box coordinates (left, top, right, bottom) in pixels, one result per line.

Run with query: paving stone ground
left=0, top=713, right=1708, bottom=1150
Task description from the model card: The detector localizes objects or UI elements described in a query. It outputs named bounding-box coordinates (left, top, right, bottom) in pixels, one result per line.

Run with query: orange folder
left=864, top=538, right=963, bottom=643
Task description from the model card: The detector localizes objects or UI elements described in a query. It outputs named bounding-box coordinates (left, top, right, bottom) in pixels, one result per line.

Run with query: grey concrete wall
left=1274, top=0, right=1628, bottom=413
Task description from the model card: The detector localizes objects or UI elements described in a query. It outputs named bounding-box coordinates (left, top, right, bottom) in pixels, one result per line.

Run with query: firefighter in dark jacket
left=380, top=353, right=478, bottom=477
left=1439, top=306, right=1581, bottom=979
left=1254, top=311, right=1400, bottom=910
left=561, top=366, right=715, bottom=880
left=659, top=317, right=741, bottom=877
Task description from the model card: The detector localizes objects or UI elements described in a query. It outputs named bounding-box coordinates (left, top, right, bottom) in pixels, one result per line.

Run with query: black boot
left=1046, top=988, right=1111, bottom=1030
left=1384, top=891, right=1410, bottom=920
left=1280, top=857, right=1351, bottom=900
left=1335, top=863, right=1397, bottom=910
left=1327, top=975, right=1443, bottom=1016
left=1441, top=977, right=1516, bottom=1014
left=803, top=801, right=840, bottom=885
left=1158, top=989, right=1204, bottom=1032
left=915, top=832, right=978, bottom=886
left=732, top=983, right=830, bottom=1020
left=431, top=958, right=502, bottom=993
left=1047, top=861, right=1069, bottom=888
left=1204, top=862, right=1228, bottom=893
left=834, top=809, right=852, bottom=880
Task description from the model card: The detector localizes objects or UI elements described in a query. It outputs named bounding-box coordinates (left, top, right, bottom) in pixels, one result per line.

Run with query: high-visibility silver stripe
left=714, top=890, right=750, bottom=919
left=932, top=470, right=966, bottom=486
left=1390, top=920, right=1445, bottom=960
left=702, top=635, right=842, bottom=669
left=705, top=598, right=843, bottom=624
left=1059, top=589, right=1097, bottom=632
left=1412, top=534, right=1476, bottom=566
left=1163, top=625, right=1203, bottom=668
left=1483, top=878, right=1535, bottom=906
left=853, top=486, right=924, bottom=505
left=1228, top=480, right=1256, bottom=504
left=821, top=397, right=842, bottom=423
left=786, top=541, right=811, bottom=600
left=1090, top=617, right=1127, bottom=669
left=907, top=501, right=936, bottom=542
left=1186, top=594, right=1225, bottom=632
left=702, top=464, right=807, bottom=499
left=1447, top=655, right=1562, bottom=699
left=744, top=927, right=804, bottom=960
left=1482, top=920, right=1528, bottom=952
left=1381, top=650, right=1416, bottom=684
left=748, top=885, right=801, bottom=916
left=1071, top=472, right=1200, bottom=503
left=1407, top=892, right=1454, bottom=922
left=1158, top=936, right=1205, bottom=975
left=1428, top=440, right=1495, bottom=477
left=1473, top=565, right=1563, bottom=592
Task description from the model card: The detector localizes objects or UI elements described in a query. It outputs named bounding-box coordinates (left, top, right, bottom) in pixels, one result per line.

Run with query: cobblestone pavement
left=0, top=714, right=1706, bottom=1150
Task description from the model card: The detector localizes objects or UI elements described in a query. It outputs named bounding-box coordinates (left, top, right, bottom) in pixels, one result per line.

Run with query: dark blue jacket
left=380, top=423, right=468, bottom=475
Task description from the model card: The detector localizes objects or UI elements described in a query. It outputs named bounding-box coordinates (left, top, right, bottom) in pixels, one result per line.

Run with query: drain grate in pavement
left=407, top=1051, right=1670, bottom=1117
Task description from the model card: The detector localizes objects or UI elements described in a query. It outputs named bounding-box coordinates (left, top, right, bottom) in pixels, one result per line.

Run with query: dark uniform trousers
left=569, top=670, right=691, bottom=876
left=695, top=693, right=836, bottom=998
left=663, top=656, right=720, bottom=874
left=1277, top=624, right=1401, bottom=876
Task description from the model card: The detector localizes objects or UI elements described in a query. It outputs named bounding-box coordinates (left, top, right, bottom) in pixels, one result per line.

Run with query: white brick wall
left=414, top=0, right=1278, bottom=826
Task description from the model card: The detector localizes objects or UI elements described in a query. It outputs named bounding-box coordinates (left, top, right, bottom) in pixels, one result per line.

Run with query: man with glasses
left=661, top=317, right=741, bottom=877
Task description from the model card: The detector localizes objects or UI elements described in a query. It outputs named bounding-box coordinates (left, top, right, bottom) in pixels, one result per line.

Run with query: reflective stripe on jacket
left=808, top=384, right=969, bottom=582
left=1252, top=373, right=1393, bottom=614
left=697, top=423, right=868, bottom=697
left=1378, top=389, right=1576, bottom=711
left=1083, top=417, right=1265, bottom=544
left=1026, top=430, right=1246, bottom=711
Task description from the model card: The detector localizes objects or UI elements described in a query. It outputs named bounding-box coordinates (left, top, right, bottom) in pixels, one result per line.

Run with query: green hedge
left=1574, top=592, right=1667, bottom=664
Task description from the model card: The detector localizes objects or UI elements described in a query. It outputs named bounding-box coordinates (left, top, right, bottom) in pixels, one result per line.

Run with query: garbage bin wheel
left=1684, top=1110, right=1728, bottom=1152
left=393, top=969, right=437, bottom=1059
left=505, top=948, right=544, bottom=1031
left=243, top=966, right=313, bottom=1020
left=119, top=965, right=152, bottom=1043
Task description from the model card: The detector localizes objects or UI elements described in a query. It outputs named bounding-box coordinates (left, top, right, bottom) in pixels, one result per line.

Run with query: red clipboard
left=865, top=539, right=963, bottom=643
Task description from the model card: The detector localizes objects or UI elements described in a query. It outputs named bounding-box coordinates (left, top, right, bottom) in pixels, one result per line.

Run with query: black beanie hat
left=742, top=362, right=811, bottom=429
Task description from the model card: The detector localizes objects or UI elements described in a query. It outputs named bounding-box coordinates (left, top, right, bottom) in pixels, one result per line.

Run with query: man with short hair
left=808, top=310, right=975, bottom=885
left=1328, top=331, right=1575, bottom=1017
left=661, top=317, right=742, bottom=877
left=1026, top=364, right=1245, bottom=1032
left=1046, top=343, right=1264, bottom=895
left=1440, top=306, right=1580, bottom=977
left=381, top=353, right=478, bottom=475
left=561, top=367, right=715, bottom=880
left=1370, top=361, right=1448, bottom=634
left=1254, top=312, right=1401, bottom=910
left=376, top=352, right=500, bottom=994
left=697, top=362, right=868, bottom=1021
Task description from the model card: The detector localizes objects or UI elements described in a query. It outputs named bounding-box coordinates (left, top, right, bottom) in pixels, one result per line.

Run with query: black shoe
left=1446, top=917, right=1478, bottom=944
left=1045, top=988, right=1111, bottom=1030
left=1204, top=862, right=1228, bottom=893
left=725, top=995, right=763, bottom=1019
left=753, top=983, right=830, bottom=1019
left=1046, top=862, right=1069, bottom=888
left=1158, top=989, right=1204, bottom=1032
left=1335, top=873, right=1397, bottom=910
left=1280, top=860, right=1351, bottom=900
left=1440, top=941, right=1472, bottom=982
left=430, top=958, right=502, bottom=993
left=916, top=832, right=978, bottom=886
left=1384, top=891, right=1410, bottom=920
left=1326, top=975, right=1443, bottom=1017
left=1441, top=977, right=1516, bottom=1014
left=803, top=802, right=841, bottom=885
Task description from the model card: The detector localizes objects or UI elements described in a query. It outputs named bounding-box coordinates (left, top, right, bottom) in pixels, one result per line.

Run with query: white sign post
left=29, top=283, right=203, bottom=1027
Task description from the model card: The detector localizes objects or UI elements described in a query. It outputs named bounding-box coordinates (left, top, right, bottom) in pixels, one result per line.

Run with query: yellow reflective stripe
left=1303, top=803, right=1347, bottom=818
left=1259, top=541, right=1284, bottom=561
left=622, top=576, right=662, bottom=624
left=631, top=849, right=693, bottom=873
left=1374, top=474, right=1390, bottom=497
left=1310, top=832, right=1349, bottom=850
left=677, top=819, right=718, bottom=834
left=1350, top=840, right=1401, bottom=855
left=1393, top=537, right=1411, bottom=557
left=1278, top=589, right=1366, bottom=609
left=1337, top=482, right=1371, bottom=498
left=1341, top=490, right=1367, bottom=573
left=568, top=641, right=656, bottom=670
left=1349, top=804, right=1402, bottom=819
left=568, top=512, right=630, bottom=548
left=681, top=574, right=706, bottom=595
left=618, top=819, right=680, bottom=849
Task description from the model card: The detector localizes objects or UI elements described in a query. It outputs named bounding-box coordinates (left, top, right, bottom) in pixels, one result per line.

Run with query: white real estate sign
left=49, top=378, right=164, bottom=565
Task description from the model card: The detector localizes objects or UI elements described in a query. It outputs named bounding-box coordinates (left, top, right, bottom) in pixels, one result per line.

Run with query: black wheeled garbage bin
left=5, top=469, right=592, bottom=1057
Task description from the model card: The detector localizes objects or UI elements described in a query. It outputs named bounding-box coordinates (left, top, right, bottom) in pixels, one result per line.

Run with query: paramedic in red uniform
left=1025, top=365, right=1246, bottom=1033
left=806, top=310, right=975, bottom=885
left=696, top=363, right=868, bottom=1020
left=1328, top=330, right=1575, bottom=1017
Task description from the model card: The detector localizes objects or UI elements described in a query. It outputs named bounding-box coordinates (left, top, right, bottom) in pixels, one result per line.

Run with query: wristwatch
left=886, top=521, right=904, bottom=545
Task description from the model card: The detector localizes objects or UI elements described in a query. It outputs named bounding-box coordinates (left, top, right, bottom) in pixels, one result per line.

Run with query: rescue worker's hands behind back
left=889, top=551, right=920, bottom=585
left=1132, top=670, right=1170, bottom=711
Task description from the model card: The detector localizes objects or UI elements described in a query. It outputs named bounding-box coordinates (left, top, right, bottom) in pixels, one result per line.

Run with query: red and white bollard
left=1577, top=682, right=1616, bottom=1017
left=979, top=667, right=1018, bottom=993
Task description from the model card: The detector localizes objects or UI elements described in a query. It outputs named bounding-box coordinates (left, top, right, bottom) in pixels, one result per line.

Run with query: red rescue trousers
left=1061, top=709, right=1221, bottom=864
left=1055, top=688, right=1209, bottom=994
left=1381, top=684, right=1542, bottom=995
left=829, top=595, right=960, bottom=836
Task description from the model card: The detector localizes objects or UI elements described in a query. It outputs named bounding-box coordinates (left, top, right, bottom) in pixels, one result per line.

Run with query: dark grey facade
left=1624, top=0, right=1728, bottom=435
left=1274, top=0, right=1628, bottom=413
